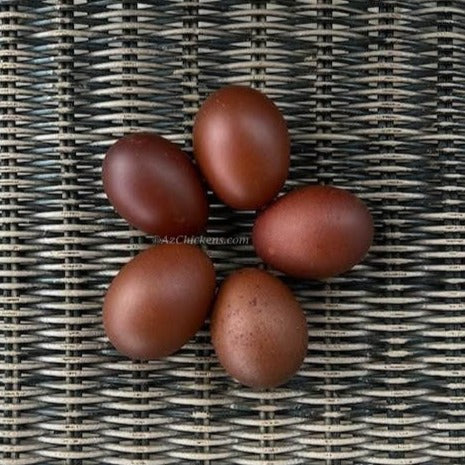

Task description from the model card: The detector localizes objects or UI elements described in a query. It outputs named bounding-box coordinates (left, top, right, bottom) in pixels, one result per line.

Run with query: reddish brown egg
left=103, top=244, right=216, bottom=360
left=193, top=86, right=290, bottom=210
left=103, top=132, right=208, bottom=236
left=211, top=268, right=308, bottom=389
left=253, top=185, right=374, bottom=279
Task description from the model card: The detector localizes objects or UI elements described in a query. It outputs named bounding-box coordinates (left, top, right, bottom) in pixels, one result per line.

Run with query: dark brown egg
left=193, top=86, right=290, bottom=210
left=253, top=185, right=374, bottom=279
left=103, top=244, right=216, bottom=360
left=103, top=132, right=208, bottom=236
left=211, top=268, right=308, bottom=389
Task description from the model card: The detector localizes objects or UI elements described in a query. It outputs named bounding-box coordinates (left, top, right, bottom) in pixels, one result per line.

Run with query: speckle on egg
left=210, top=268, right=308, bottom=389
left=253, top=185, right=374, bottom=279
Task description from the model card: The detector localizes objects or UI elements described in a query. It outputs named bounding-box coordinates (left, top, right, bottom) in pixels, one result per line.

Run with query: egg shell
left=103, top=132, right=208, bottom=236
left=103, top=244, right=216, bottom=360
left=211, top=268, right=308, bottom=389
left=253, top=185, right=374, bottom=279
left=193, top=86, right=290, bottom=210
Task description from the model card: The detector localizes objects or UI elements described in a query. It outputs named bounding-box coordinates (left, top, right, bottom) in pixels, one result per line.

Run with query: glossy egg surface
left=103, top=132, right=208, bottom=236
left=193, top=86, right=289, bottom=210
left=103, top=244, right=216, bottom=360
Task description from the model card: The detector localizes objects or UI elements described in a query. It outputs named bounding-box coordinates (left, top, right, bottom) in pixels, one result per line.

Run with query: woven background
left=1, top=1, right=465, bottom=464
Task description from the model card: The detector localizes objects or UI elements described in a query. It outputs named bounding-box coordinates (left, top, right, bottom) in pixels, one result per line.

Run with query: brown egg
left=103, top=132, right=208, bottom=236
left=193, top=86, right=290, bottom=210
left=103, top=244, right=216, bottom=360
left=253, top=185, right=374, bottom=279
left=211, top=268, right=308, bottom=389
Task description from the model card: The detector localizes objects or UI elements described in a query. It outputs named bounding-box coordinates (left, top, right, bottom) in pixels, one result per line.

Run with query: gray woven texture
left=1, top=0, right=464, bottom=464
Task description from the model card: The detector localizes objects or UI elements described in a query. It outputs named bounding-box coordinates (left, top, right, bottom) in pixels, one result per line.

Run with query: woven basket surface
left=1, top=1, right=464, bottom=464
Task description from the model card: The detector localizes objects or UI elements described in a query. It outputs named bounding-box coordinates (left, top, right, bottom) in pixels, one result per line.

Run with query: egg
left=103, top=244, right=216, bottom=360
left=211, top=268, right=308, bottom=389
left=103, top=132, right=208, bottom=236
left=253, top=185, right=374, bottom=279
left=193, top=86, right=290, bottom=210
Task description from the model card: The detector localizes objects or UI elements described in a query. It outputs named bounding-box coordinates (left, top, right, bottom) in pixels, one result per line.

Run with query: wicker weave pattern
left=1, top=1, right=464, bottom=464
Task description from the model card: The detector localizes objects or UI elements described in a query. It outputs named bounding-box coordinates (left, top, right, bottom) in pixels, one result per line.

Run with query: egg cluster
left=102, top=86, right=374, bottom=389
